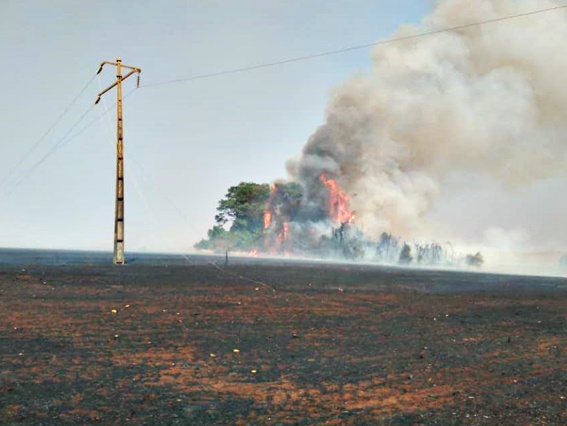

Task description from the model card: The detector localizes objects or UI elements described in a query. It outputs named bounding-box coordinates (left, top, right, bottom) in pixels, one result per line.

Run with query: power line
left=0, top=75, right=96, bottom=189
left=0, top=88, right=140, bottom=202
left=141, top=3, right=567, bottom=88
left=66, top=88, right=138, bottom=151
left=0, top=104, right=95, bottom=201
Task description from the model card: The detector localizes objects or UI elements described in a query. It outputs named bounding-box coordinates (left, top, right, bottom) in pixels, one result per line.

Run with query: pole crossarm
left=94, top=57, right=141, bottom=265
left=97, top=60, right=141, bottom=75
left=95, top=69, right=140, bottom=104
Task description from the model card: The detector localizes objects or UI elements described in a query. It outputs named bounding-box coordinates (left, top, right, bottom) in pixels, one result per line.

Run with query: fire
left=263, top=184, right=277, bottom=229
left=260, top=177, right=353, bottom=255
left=320, top=173, right=355, bottom=224
left=263, top=210, right=272, bottom=230
left=248, top=249, right=258, bottom=257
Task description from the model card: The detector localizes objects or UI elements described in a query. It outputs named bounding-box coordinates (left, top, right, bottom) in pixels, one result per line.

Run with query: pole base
left=114, top=242, right=125, bottom=265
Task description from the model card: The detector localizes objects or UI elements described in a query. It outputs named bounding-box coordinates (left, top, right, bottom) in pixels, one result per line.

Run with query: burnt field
left=1, top=252, right=567, bottom=425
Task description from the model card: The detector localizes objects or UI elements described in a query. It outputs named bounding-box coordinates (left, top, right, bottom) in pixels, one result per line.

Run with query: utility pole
left=95, top=58, right=141, bottom=265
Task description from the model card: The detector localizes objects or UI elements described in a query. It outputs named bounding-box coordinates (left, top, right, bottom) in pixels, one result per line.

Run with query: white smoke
left=288, top=0, right=567, bottom=242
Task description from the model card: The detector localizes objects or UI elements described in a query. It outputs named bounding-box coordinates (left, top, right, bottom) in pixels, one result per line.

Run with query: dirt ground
left=1, top=255, right=567, bottom=425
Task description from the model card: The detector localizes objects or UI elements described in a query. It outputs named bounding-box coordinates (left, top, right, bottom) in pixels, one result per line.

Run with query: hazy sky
left=0, top=0, right=430, bottom=252
left=2, top=0, right=566, bottom=259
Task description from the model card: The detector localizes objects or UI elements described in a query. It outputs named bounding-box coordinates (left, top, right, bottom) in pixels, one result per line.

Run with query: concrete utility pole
left=95, top=58, right=141, bottom=265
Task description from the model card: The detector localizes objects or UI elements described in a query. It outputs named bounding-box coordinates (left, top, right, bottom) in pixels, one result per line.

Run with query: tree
left=195, top=181, right=306, bottom=252
left=214, top=182, right=270, bottom=232
left=465, top=252, right=484, bottom=267
left=270, top=182, right=303, bottom=221
left=194, top=225, right=229, bottom=250
left=261, top=181, right=304, bottom=230
left=399, top=243, right=413, bottom=265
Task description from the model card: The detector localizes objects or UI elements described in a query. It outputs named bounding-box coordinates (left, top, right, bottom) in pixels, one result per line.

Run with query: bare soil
left=1, top=255, right=567, bottom=425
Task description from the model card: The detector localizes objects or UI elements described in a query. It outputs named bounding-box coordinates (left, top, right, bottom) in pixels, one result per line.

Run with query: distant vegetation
left=196, top=181, right=483, bottom=269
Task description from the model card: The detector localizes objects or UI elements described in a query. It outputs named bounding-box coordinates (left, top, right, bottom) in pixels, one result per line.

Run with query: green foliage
left=214, top=182, right=270, bottom=232
left=196, top=181, right=304, bottom=252
left=194, top=226, right=229, bottom=250
left=194, top=227, right=261, bottom=251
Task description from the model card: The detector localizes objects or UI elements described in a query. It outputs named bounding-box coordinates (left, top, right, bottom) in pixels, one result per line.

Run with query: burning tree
left=262, top=182, right=303, bottom=254
left=260, top=172, right=360, bottom=257
left=319, top=173, right=355, bottom=224
left=196, top=182, right=302, bottom=252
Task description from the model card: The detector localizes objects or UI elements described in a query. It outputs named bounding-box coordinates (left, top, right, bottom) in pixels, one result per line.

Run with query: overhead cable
left=0, top=75, right=96, bottom=189
left=141, top=4, right=567, bottom=88
left=0, top=88, right=140, bottom=203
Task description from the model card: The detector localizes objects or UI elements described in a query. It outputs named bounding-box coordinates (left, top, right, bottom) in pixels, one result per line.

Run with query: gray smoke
left=287, top=0, right=567, bottom=240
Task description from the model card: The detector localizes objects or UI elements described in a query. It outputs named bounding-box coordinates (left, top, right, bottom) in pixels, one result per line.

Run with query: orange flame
left=263, top=210, right=272, bottom=230
left=263, top=184, right=277, bottom=229
left=248, top=249, right=258, bottom=257
left=320, top=173, right=355, bottom=224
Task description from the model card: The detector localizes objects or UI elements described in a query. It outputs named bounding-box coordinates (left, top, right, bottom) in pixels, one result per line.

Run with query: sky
left=0, top=0, right=430, bottom=252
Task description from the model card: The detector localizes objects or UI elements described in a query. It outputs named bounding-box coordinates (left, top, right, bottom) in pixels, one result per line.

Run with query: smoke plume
left=287, top=0, right=567, bottom=241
